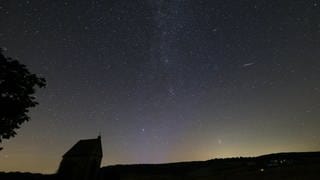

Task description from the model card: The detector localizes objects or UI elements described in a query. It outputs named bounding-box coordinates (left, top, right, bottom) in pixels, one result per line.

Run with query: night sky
left=1, top=0, right=320, bottom=173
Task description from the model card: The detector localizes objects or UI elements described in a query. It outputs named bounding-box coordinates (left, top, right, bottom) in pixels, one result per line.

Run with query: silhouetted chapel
left=57, top=136, right=103, bottom=180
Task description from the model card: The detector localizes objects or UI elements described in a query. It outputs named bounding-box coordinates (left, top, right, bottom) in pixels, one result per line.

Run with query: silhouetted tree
left=0, top=49, right=46, bottom=150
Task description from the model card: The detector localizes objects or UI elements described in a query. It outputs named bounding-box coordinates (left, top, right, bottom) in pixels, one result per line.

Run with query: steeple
left=58, top=136, right=103, bottom=180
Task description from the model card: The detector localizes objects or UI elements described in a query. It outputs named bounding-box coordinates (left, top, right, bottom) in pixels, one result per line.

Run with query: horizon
left=2, top=148, right=320, bottom=174
left=1, top=0, right=320, bottom=174
left=1, top=136, right=319, bottom=173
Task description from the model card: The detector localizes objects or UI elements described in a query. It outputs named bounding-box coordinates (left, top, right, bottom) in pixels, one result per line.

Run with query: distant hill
left=100, top=151, right=320, bottom=180
left=1, top=151, right=320, bottom=180
left=0, top=172, right=52, bottom=180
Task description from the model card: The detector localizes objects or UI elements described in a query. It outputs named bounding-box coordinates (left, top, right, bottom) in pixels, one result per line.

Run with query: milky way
left=0, top=0, right=320, bottom=173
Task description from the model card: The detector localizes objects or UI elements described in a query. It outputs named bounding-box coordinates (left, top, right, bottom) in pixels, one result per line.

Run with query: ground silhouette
left=1, top=151, right=320, bottom=180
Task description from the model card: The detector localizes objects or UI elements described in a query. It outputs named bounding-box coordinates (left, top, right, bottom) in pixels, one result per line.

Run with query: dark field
left=100, top=152, right=320, bottom=180
left=1, top=151, right=320, bottom=180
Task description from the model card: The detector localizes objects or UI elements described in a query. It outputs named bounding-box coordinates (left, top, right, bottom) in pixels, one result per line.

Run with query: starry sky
left=1, top=0, right=320, bottom=174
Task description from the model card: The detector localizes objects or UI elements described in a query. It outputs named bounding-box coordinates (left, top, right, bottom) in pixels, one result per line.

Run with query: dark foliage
left=0, top=49, right=46, bottom=147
